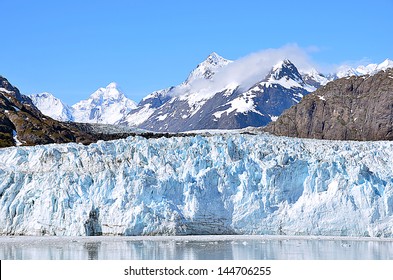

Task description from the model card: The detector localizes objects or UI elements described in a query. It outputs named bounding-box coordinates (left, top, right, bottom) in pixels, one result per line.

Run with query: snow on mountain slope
left=336, top=59, right=393, bottom=78
left=119, top=88, right=173, bottom=127
left=29, top=92, right=74, bottom=122
left=377, top=59, right=393, bottom=71
left=1, top=133, right=393, bottom=237
left=72, top=82, right=137, bottom=124
left=301, top=68, right=331, bottom=87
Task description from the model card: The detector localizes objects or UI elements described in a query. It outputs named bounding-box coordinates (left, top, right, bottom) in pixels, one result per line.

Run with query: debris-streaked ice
left=1, top=133, right=393, bottom=237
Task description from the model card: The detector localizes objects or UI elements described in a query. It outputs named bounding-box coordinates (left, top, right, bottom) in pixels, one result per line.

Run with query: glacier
left=0, top=133, right=393, bottom=237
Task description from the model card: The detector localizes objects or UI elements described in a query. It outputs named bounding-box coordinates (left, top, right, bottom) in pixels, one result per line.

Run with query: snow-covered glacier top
left=1, top=133, right=393, bottom=237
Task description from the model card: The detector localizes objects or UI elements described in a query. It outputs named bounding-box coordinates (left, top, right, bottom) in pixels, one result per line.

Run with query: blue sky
left=1, top=0, right=392, bottom=104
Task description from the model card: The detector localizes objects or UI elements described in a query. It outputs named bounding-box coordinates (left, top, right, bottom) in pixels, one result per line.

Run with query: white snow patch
left=121, top=104, right=155, bottom=126
left=213, top=111, right=226, bottom=119
left=229, top=96, right=255, bottom=114
left=294, top=92, right=304, bottom=99
left=12, top=130, right=22, bottom=146
left=157, top=113, right=168, bottom=121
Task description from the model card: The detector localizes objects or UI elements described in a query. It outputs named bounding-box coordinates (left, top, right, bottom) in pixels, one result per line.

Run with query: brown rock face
left=265, top=69, right=393, bottom=141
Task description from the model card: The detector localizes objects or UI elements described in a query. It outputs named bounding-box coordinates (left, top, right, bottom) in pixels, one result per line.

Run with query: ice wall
left=0, top=133, right=393, bottom=237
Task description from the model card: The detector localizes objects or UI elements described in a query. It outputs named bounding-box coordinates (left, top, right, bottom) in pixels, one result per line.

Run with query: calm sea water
left=1, top=235, right=392, bottom=260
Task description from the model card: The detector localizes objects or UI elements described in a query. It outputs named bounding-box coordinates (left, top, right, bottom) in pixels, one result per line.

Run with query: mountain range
left=2, top=53, right=392, bottom=148
left=335, top=59, right=393, bottom=78
left=29, top=53, right=393, bottom=133
left=30, top=52, right=333, bottom=131
left=120, top=56, right=331, bottom=132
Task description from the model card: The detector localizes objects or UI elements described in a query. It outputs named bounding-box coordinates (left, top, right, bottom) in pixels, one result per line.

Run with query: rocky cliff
left=265, top=69, right=393, bottom=141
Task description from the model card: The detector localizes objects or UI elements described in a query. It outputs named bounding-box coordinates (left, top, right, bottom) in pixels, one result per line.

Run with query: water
left=1, top=235, right=393, bottom=260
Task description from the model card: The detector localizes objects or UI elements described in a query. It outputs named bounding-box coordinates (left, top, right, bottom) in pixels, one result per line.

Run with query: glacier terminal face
left=0, top=134, right=393, bottom=237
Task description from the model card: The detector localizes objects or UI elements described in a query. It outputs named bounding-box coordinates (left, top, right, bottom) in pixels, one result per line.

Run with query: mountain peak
left=377, top=59, right=393, bottom=70
left=201, top=52, right=231, bottom=69
left=185, top=52, right=232, bottom=83
left=205, top=52, right=227, bottom=65
left=33, top=92, right=55, bottom=98
left=90, top=82, right=124, bottom=101
left=106, top=82, right=118, bottom=89
left=208, top=51, right=219, bottom=57
left=268, top=59, right=303, bottom=82
left=0, top=76, right=23, bottom=101
left=272, top=59, right=295, bottom=71
left=71, top=82, right=137, bottom=124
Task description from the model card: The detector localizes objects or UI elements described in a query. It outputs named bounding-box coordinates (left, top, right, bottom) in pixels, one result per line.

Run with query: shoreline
left=1, top=234, right=393, bottom=244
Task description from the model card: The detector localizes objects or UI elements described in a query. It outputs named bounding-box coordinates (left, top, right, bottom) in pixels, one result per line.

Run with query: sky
left=1, top=0, right=392, bottom=104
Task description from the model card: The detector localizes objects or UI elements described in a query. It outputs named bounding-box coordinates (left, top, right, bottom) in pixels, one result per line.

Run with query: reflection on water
left=1, top=236, right=393, bottom=260
left=84, top=242, right=101, bottom=260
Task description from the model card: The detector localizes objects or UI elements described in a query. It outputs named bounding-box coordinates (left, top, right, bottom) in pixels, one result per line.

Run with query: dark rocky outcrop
left=84, top=207, right=102, bottom=236
left=265, top=69, right=393, bottom=141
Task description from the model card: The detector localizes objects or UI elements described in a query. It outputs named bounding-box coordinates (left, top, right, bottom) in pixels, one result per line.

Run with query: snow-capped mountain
left=28, top=53, right=393, bottom=133
left=72, top=82, right=137, bottom=124
left=29, top=92, right=74, bottom=122
left=215, top=59, right=317, bottom=124
left=119, top=52, right=232, bottom=128
left=1, top=132, right=393, bottom=236
left=119, top=55, right=326, bottom=132
left=336, top=59, right=393, bottom=78
left=184, top=51, right=232, bottom=83
left=31, top=82, right=138, bottom=124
